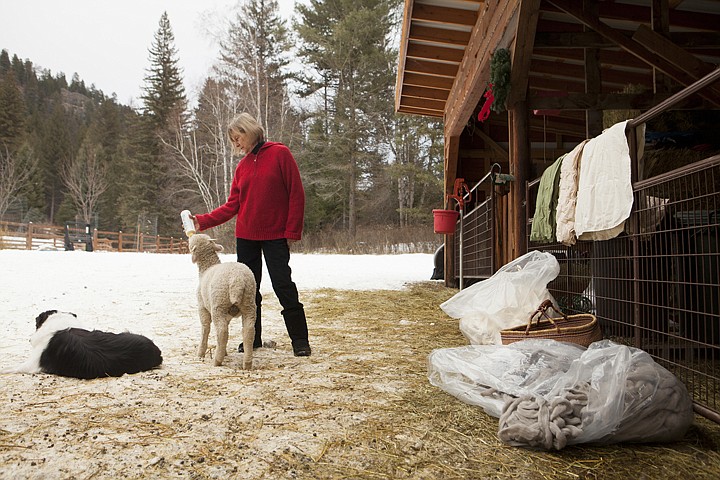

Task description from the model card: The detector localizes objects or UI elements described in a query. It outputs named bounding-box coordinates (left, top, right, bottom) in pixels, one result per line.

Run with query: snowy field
left=0, top=249, right=447, bottom=479
left=0, top=249, right=435, bottom=359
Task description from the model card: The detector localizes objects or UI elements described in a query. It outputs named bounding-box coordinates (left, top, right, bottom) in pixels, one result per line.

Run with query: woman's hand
left=190, top=214, right=200, bottom=231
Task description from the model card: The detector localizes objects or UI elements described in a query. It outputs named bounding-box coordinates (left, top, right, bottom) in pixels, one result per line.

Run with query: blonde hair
left=228, top=113, right=265, bottom=155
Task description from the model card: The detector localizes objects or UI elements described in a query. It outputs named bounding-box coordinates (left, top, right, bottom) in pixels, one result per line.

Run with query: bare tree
left=60, top=142, right=108, bottom=224
left=162, top=78, right=238, bottom=214
left=0, top=143, right=38, bottom=220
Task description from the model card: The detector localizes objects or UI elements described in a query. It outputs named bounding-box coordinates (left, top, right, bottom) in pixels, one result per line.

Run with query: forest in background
left=0, top=0, right=445, bottom=248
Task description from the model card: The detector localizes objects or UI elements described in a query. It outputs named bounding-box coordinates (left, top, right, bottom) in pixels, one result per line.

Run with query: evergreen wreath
left=490, top=48, right=511, bottom=113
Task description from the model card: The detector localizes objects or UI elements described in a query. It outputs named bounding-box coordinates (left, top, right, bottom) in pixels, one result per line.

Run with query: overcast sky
left=0, top=0, right=298, bottom=108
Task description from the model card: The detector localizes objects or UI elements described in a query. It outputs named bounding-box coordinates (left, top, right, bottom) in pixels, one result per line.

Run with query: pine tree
left=296, top=0, right=399, bottom=235
left=38, top=100, right=73, bottom=223
left=141, top=12, right=187, bottom=130
left=0, top=72, right=27, bottom=151
left=0, top=50, right=11, bottom=77
left=139, top=11, right=188, bottom=234
left=113, top=114, right=156, bottom=231
left=216, top=0, right=297, bottom=144
left=83, top=97, right=125, bottom=229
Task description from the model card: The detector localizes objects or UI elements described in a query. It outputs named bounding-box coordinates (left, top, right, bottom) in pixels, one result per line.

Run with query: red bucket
left=432, top=209, right=459, bottom=234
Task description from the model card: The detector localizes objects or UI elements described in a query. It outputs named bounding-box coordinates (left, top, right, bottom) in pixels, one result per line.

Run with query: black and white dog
left=1, top=310, right=163, bottom=379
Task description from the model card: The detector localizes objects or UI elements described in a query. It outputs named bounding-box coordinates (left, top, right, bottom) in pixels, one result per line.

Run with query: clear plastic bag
left=428, top=340, right=694, bottom=449
left=427, top=340, right=584, bottom=418
left=440, top=251, right=560, bottom=344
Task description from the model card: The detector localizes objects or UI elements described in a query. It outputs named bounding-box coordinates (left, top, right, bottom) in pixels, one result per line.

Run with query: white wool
left=189, top=234, right=257, bottom=370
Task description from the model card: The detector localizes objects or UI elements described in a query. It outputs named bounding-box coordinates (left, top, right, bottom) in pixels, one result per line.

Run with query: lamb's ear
left=190, top=246, right=198, bottom=264
left=214, top=243, right=224, bottom=253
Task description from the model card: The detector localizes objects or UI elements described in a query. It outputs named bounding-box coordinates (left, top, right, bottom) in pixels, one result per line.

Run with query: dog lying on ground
left=0, top=310, right=163, bottom=379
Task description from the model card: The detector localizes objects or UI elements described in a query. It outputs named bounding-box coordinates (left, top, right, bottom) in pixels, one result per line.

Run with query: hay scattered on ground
left=1, top=282, right=720, bottom=479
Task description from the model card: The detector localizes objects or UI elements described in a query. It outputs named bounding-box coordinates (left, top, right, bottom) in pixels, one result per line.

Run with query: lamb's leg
left=240, top=301, right=257, bottom=370
left=213, top=310, right=230, bottom=367
left=198, top=307, right=212, bottom=359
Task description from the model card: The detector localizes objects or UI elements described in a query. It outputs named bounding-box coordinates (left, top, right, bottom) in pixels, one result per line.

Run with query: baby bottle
left=181, top=210, right=196, bottom=237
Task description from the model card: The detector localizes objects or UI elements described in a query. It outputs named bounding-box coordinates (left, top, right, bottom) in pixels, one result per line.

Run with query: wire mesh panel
left=454, top=197, right=494, bottom=281
left=528, top=156, right=720, bottom=421
left=632, top=158, right=720, bottom=417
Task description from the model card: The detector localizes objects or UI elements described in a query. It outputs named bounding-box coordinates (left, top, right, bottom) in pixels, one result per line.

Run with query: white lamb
left=189, top=234, right=257, bottom=369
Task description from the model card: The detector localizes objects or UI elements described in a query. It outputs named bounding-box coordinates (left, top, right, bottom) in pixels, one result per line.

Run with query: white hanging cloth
left=575, top=120, right=633, bottom=240
left=555, top=139, right=589, bottom=245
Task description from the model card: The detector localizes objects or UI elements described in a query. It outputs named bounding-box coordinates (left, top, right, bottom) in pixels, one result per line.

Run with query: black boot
left=282, top=305, right=311, bottom=357
left=238, top=303, right=263, bottom=353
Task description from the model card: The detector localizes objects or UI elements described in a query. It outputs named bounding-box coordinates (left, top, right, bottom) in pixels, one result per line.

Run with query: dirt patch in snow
left=1, top=283, right=720, bottom=480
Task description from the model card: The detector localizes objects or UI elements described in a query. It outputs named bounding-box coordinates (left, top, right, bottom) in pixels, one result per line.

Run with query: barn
left=395, top=0, right=720, bottom=421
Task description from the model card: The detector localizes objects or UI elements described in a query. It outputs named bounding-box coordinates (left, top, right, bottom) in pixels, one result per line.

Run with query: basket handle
left=525, top=300, right=568, bottom=335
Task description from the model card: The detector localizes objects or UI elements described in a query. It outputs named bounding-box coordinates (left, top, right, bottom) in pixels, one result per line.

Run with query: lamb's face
left=189, top=234, right=224, bottom=264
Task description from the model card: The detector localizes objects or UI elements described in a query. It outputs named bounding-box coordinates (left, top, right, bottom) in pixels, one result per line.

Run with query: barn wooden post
left=508, top=101, right=531, bottom=263
left=444, top=134, right=461, bottom=288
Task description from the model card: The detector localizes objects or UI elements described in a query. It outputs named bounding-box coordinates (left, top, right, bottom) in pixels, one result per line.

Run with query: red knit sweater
left=195, top=142, right=305, bottom=241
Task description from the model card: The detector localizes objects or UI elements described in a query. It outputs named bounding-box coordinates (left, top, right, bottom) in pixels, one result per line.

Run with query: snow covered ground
left=0, top=249, right=435, bottom=358
left=0, top=248, right=445, bottom=479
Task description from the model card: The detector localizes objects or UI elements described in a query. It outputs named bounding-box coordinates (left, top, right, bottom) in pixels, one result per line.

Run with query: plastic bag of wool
left=440, top=251, right=560, bottom=345
left=428, top=339, right=694, bottom=450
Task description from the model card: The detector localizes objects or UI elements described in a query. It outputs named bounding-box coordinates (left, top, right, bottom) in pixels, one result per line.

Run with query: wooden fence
left=0, top=220, right=189, bottom=254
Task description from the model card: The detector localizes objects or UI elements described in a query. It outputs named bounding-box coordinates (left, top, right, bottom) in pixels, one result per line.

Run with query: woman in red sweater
left=191, top=113, right=311, bottom=357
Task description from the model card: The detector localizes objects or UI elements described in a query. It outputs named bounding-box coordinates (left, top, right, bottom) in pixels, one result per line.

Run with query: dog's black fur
left=1, top=310, right=163, bottom=379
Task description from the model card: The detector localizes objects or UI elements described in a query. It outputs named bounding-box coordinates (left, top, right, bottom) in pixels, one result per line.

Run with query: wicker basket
left=500, top=300, right=603, bottom=347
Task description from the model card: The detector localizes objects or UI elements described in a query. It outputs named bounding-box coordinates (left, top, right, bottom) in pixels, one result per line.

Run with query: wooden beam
left=509, top=101, right=531, bottom=261
left=633, top=24, right=716, bottom=84
left=529, top=58, right=652, bottom=86
left=402, top=72, right=455, bottom=90
left=547, top=0, right=720, bottom=107
left=470, top=128, right=509, bottom=159
left=406, top=43, right=465, bottom=64
left=409, top=24, right=472, bottom=47
left=535, top=32, right=615, bottom=49
left=463, top=148, right=575, bottom=160
left=394, top=0, right=414, bottom=114
left=444, top=135, right=461, bottom=199
left=400, top=96, right=446, bottom=111
left=446, top=0, right=522, bottom=138
left=527, top=92, right=707, bottom=110
left=533, top=48, right=649, bottom=70
left=669, top=32, right=720, bottom=48
left=413, top=4, right=479, bottom=27
left=404, top=58, right=458, bottom=78
left=542, top=1, right=720, bottom=31
left=529, top=75, right=586, bottom=92
left=597, top=2, right=720, bottom=31
left=584, top=0, right=602, bottom=137
left=507, top=0, right=542, bottom=106
left=401, top=85, right=450, bottom=101
left=397, top=106, right=444, bottom=118
left=651, top=0, right=672, bottom=95
left=443, top=135, right=461, bottom=286
left=535, top=31, right=720, bottom=49
left=492, top=112, right=588, bottom=137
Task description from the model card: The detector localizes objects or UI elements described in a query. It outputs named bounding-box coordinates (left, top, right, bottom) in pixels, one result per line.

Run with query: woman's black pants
left=236, top=238, right=309, bottom=346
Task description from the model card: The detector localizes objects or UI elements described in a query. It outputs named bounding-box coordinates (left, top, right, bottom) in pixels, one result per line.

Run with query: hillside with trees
left=0, top=0, right=443, bottom=249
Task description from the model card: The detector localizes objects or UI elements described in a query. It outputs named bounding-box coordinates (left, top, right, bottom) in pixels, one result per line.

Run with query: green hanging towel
left=530, top=154, right=566, bottom=243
